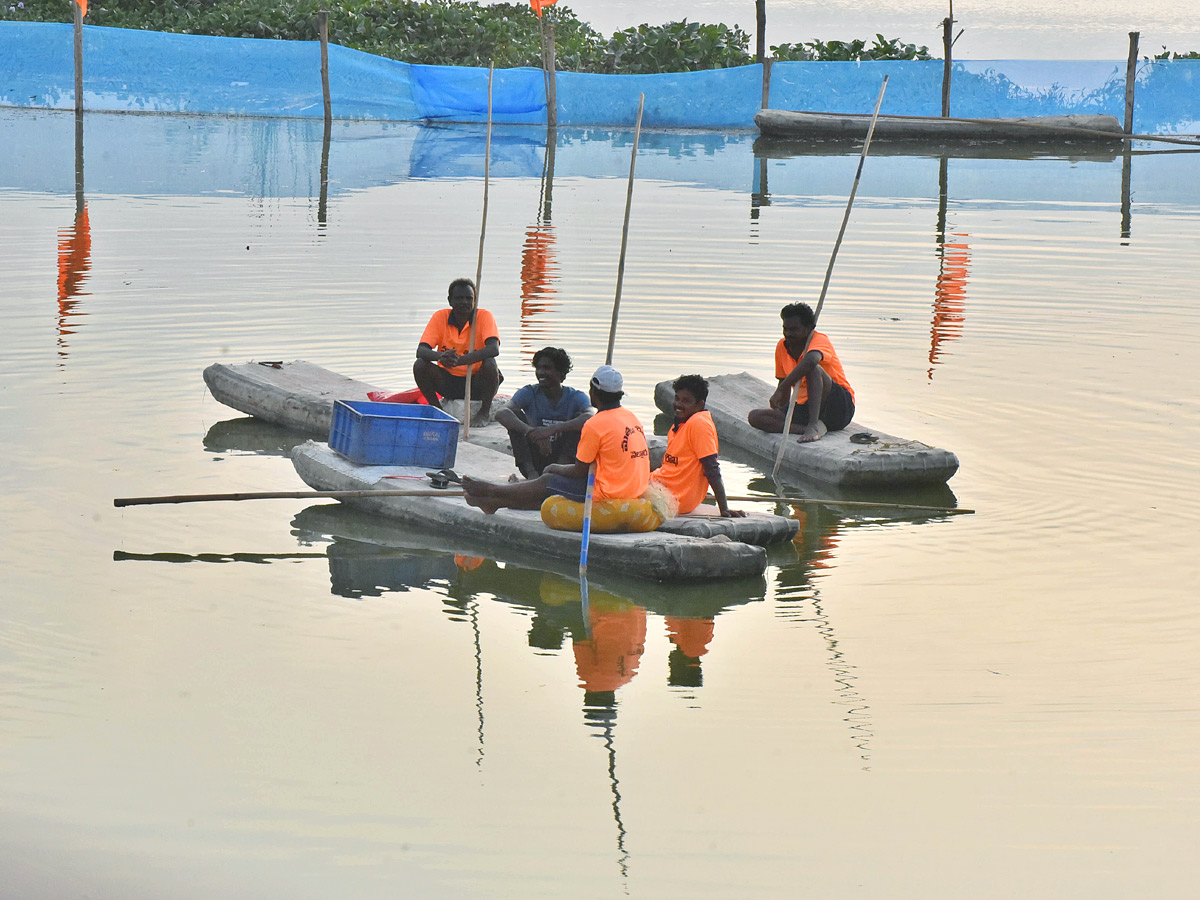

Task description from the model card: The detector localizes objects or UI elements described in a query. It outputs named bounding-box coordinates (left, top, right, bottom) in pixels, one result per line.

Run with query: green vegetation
left=771, top=35, right=932, bottom=61
left=1151, top=47, right=1200, bottom=60
left=3, top=0, right=938, bottom=70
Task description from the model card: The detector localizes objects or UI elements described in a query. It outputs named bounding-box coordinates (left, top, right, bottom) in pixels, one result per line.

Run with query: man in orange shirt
left=414, top=278, right=502, bottom=424
left=747, top=301, right=855, bottom=443
left=462, top=365, right=650, bottom=513
left=651, top=374, right=743, bottom=518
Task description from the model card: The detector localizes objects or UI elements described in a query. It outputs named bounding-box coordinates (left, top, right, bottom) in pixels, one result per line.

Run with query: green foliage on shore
left=5, top=0, right=942, bottom=69
left=771, top=35, right=933, bottom=61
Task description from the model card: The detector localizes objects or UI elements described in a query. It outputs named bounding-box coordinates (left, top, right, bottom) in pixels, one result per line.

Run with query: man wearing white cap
left=462, top=365, right=650, bottom=514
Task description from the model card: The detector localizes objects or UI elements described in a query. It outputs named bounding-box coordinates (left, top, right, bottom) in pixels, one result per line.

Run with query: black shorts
left=795, top=381, right=855, bottom=432
left=434, top=366, right=503, bottom=400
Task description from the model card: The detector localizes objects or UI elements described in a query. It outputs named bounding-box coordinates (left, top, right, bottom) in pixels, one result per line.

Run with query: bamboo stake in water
left=771, top=76, right=889, bottom=482
left=605, top=93, right=645, bottom=367
left=73, top=0, right=84, bottom=115
left=463, top=62, right=494, bottom=441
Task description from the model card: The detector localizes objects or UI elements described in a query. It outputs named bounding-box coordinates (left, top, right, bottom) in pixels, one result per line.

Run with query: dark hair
left=671, top=374, right=708, bottom=404
left=447, top=277, right=476, bottom=300
left=532, top=346, right=572, bottom=377
left=590, top=386, right=623, bottom=406
left=780, top=302, right=815, bottom=328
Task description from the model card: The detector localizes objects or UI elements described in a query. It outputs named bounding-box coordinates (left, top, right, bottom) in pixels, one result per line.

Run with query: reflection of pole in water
left=771, top=506, right=872, bottom=764
left=520, top=133, right=561, bottom=355
left=810, top=596, right=874, bottom=767
left=1120, top=146, right=1133, bottom=241
left=318, top=117, right=332, bottom=229
left=929, top=156, right=968, bottom=379
left=751, top=155, right=770, bottom=222
left=445, top=581, right=487, bottom=770
left=57, top=109, right=92, bottom=360
left=584, top=696, right=630, bottom=885
left=574, top=598, right=644, bottom=886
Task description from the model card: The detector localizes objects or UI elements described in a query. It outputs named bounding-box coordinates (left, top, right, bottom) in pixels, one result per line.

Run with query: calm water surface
left=2, top=109, right=1199, bottom=897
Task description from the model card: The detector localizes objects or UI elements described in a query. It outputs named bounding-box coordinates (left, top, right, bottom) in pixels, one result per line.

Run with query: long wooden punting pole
left=462, top=63, right=494, bottom=441
left=771, top=76, right=888, bottom=482
left=716, top=494, right=973, bottom=515
left=583, top=94, right=645, bottom=583
left=115, top=489, right=466, bottom=507
left=605, top=93, right=645, bottom=366
left=319, top=11, right=332, bottom=124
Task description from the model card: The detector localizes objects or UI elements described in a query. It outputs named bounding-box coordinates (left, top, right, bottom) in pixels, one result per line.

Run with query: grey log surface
left=656, top=373, right=959, bottom=489
left=755, top=109, right=1127, bottom=142
left=291, top=440, right=793, bottom=582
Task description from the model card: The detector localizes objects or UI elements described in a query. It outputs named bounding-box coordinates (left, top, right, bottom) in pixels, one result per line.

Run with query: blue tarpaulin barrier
left=2, top=22, right=1197, bottom=132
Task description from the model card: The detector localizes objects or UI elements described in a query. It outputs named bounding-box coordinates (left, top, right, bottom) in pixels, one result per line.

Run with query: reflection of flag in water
left=520, top=224, right=559, bottom=340
left=529, top=0, right=557, bottom=17
left=57, top=204, right=92, bottom=356
left=929, top=235, right=970, bottom=377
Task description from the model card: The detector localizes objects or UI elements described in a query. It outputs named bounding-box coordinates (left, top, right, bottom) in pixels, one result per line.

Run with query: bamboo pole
left=586, top=95, right=644, bottom=585
left=1124, top=31, right=1140, bottom=134
left=543, top=22, right=557, bottom=130
left=940, top=0, right=953, bottom=118
left=715, top=495, right=973, bottom=515
left=463, top=63, right=494, bottom=440
left=319, top=11, right=332, bottom=124
left=771, top=77, right=888, bottom=481
left=73, top=0, right=83, bottom=115
left=605, top=93, right=645, bottom=367
left=755, top=0, right=766, bottom=63
left=114, top=489, right=466, bottom=508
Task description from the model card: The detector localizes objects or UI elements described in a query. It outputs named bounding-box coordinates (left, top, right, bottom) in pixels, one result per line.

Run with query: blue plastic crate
left=329, top=400, right=459, bottom=467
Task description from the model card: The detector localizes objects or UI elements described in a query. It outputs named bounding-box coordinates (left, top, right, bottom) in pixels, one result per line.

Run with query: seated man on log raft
left=413, top=277, right=502, bottom=425
left=651, top=374, right=744, bottom=519
left=494, top=347, right=594, bottom=478
left=747, top=301, right=855, bottom=443
left=463, top=365, right=658, bottom=531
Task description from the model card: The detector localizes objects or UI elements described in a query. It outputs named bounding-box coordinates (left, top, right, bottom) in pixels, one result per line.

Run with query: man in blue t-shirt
left=494, top=347, right=593, bottom=478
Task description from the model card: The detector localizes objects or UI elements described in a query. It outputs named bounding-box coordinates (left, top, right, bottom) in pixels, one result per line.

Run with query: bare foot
left=464, top=493, right=502, bottom=515
left=508, top=473, right=522, bottom=483
left=797, top=421, right=828, bottom=444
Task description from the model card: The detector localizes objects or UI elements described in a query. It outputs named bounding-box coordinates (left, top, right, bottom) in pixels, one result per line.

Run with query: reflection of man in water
left=573, top=595, right=646, bottom=707
left=665, top=617, right=714, bottom=688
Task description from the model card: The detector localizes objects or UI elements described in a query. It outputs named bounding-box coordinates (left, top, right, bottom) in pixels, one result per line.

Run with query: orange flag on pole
left=530, top=0, right=556, bottom=17
left=76, top=0, right=87, bottom=17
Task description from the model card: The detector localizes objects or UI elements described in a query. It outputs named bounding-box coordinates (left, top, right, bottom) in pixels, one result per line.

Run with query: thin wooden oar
left=605, top=93, right=645, bottom=367
left=715, top=494, right=973, bottom=515
left=771, top=76, right=889, bottom=482
left=463, top=62, right=494, bottom=441
left=115, top=489, right=465, bottom=507
left=583, top=95, right=645, bottom=585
